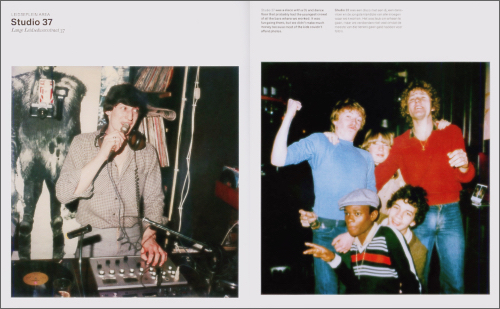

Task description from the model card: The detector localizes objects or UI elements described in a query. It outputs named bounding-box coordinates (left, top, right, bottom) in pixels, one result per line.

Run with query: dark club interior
left=261, top=62, right=489, bottom=294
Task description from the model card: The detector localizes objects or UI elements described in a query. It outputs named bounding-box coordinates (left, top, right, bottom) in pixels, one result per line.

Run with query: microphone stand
left=77, top=234, right=86, bottom=297
left=142, top=217, right=211, bottom=252
left=69, top=225, right=92, bottom=297
left=142, top=218, right=224, bottom=296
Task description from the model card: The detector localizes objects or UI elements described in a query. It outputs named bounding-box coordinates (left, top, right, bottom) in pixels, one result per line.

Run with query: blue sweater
left=285, top=133, right=376, bottom=220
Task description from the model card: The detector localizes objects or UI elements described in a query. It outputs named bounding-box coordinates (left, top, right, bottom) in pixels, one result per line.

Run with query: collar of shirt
left=410, top=123, right=437, bottom=139
left=109, top=144, right=135, bottom=178
left=338, top=138, right=354, bottom=146
left=354, top=222, right=380, bottom=252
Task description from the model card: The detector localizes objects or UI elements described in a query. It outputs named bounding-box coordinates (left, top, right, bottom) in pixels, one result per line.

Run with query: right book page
left=250, top=1, right=498, bottom=306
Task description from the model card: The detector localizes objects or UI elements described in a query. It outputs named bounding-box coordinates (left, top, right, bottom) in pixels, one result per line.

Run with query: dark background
left=261, top=62, right=489, bottom=294
left=133, top=67, right=239, bottom=247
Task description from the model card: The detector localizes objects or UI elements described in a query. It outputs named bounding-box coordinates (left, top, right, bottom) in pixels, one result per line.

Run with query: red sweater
left=375, top=125, right=475, bottom=206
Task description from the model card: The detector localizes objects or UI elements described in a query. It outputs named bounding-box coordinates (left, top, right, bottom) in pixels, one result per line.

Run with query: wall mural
left=97, top=66, right=130, bottom=129
left=11, top=66, right=87, bottom=260
left=11, top=66, right=171, bottom=260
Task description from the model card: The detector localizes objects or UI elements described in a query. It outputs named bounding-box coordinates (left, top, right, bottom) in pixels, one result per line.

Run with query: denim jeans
left=412, top=202, right=465, bottom=294
left=312, top=217, right=349, bottom=294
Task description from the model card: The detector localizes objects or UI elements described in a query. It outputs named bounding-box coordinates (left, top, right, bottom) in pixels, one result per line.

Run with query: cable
left=177, top=238, right=203, bottom=276
left=177, top=66, right=201, bottom=233
left=106, top=154, right=142, bottom=254
left=134, top=152, right=144, bottom=251
left=106, top=159, right=129, bottom=245
left=220, top=221, right=239, bottom=246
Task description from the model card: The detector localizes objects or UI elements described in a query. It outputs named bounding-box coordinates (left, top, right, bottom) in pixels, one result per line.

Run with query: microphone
left=142, top=217, right=209, bottom=251
left=65, top=224, right=92, bottom=239
left=142, top=218, right=227, bottom=271
left=109, top=123, right=130, bottom=157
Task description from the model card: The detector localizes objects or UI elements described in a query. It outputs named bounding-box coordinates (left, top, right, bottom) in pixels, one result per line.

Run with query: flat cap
left=338, top=188, right=379, bottom=210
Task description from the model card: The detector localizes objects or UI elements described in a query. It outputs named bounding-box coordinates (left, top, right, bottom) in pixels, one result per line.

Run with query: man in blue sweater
left=271, top=98, right=376, bottom=294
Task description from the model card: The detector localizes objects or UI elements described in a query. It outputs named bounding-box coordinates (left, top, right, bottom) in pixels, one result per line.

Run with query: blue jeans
left=412, top=202, right=465, bottom=294
left=312, top=217, right=348, bottom=294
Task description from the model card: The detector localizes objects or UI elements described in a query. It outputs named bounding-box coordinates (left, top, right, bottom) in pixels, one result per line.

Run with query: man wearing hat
left=303, top=188, right=421, bottom=294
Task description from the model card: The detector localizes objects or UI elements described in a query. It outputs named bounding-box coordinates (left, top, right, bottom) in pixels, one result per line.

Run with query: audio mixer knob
left=139, top=267, right=144, bottom=272
left=120, top=269, right=125, bottom=274
left=129, top=268, right=135, bottom=273
left=149, top=266, right=154, bottom=272
left=109, top=269, right=115, bottom=275
left=99, top=270, right=105, bottom=276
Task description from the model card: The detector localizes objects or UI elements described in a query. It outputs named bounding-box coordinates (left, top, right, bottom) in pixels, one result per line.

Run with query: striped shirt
left=56, top=131, right=167, bottom=230
left=329, top=223, right=421, bottom=294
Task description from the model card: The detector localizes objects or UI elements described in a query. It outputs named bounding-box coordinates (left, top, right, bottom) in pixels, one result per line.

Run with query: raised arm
left=73, top=130, right=126, bottom=195
left=270, top=99, right=302, bottom=166
left=56, top=131, right=127, bottom=204
left=56, top=135, right=94, bottom=204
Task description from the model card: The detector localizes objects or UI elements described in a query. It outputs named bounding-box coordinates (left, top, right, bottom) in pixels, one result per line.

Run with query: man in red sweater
left=375, top=80, right=475, bottom=293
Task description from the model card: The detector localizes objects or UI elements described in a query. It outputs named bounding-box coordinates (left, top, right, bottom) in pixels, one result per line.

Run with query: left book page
left=1, top=1, right=251, bottom=307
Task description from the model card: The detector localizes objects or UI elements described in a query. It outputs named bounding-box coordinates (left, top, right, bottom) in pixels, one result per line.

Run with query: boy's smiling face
left=344, top=205, right=378, bottom=244
left=387, top=199, right=417, bottom=235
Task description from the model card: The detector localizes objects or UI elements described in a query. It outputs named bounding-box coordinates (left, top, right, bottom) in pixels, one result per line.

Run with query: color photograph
left=261, top=62, right=490, bottom=295
left=11, top=66, right=239, bottom=297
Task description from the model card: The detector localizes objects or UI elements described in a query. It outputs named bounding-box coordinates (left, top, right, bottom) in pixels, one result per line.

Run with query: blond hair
left=360, top=128, right=395, bottom=151
left=329, top=98, right=366, bottom=132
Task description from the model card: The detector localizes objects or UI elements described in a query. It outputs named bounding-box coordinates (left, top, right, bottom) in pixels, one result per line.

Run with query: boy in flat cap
left=303, top=188, right=421, bottom=294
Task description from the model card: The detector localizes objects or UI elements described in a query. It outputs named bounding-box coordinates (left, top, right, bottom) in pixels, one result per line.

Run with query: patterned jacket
left=56, top=131, right=167, bottom=230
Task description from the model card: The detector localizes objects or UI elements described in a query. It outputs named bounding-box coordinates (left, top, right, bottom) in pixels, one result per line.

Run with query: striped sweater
left=331, top=224, right=421, bottom=294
